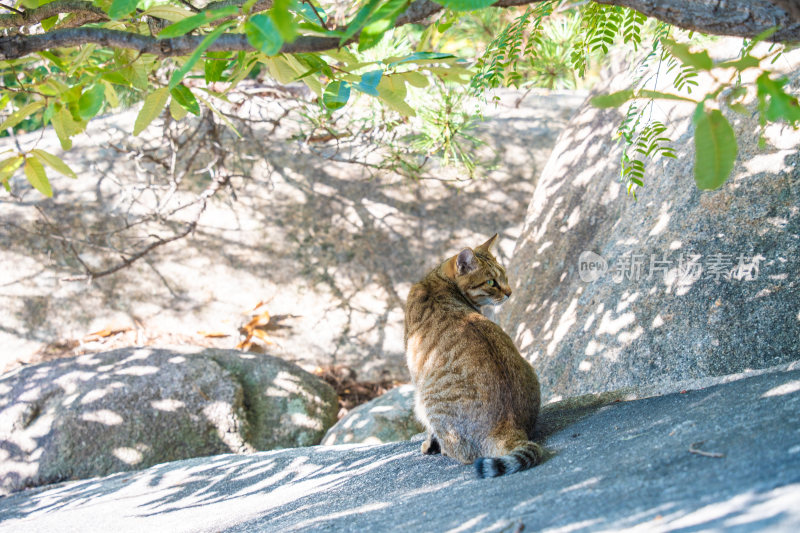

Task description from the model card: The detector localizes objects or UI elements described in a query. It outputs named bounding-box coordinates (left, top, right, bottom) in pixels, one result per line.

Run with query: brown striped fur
left=404, top=234, right=543, bottom=478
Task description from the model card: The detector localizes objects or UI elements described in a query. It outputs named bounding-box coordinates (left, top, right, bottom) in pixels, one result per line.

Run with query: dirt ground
left=0, top=89, right=585, bottom=382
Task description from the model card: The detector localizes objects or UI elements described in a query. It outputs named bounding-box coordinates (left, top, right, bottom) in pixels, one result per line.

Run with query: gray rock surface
left=0, top=347, right=338, bottom=495
left=1, top=365, right=798, bottom=532
left=500, top=48, right=800, bottom=402
left=321, top=384, right=422, bottom=445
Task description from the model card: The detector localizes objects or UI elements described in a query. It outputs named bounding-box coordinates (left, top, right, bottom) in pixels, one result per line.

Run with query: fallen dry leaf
left=197, top=331, right=230, bottom=338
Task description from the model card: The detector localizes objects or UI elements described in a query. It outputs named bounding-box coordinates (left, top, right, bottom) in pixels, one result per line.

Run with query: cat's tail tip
left=474, top=441, right=543, bottom=478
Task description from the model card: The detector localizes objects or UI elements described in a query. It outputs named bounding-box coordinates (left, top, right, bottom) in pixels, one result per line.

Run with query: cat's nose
left=504, top=288, right=512, bottom=297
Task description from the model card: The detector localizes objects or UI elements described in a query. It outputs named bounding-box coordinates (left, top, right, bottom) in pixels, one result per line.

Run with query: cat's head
left=448, top=233, right=512, bottom=307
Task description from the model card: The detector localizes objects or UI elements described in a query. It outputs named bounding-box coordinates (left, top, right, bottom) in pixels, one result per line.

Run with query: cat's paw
left=421, top=435, right=441, bottom=455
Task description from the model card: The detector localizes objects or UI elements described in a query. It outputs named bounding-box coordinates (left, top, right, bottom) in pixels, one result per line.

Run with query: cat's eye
left=486, top=279, right=496, bottom=287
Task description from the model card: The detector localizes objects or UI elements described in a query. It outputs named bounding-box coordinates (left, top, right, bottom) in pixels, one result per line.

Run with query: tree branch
left=0, top=27, right=346, bottom=60
left=1, top=0, right=798, bottom=62
left=0, top=0, right=107, bottom=28
left=594, top=0, right=800, bottom=41
left=205, top=0, right=272, bottom=11
left=0, top=0, right=276, bottom=30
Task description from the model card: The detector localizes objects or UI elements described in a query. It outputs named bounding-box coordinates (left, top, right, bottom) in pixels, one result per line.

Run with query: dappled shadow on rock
left=0, top=347, right=337, bottom=495
left=500, top=58, right=800, bottom=402
left=2, top=367, right=799, bottom=532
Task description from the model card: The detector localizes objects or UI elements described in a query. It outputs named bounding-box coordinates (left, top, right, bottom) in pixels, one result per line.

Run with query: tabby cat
left=404, top=234, right=543, bottom=478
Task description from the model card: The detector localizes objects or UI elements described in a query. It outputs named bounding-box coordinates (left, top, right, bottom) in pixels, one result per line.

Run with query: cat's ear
left=456, top=248, right=479, bottom=275
left=476, top=233, right=499, bottom=253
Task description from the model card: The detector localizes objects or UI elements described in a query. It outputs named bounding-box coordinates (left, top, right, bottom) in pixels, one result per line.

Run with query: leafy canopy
left=1, top=0, right=799, bottom=197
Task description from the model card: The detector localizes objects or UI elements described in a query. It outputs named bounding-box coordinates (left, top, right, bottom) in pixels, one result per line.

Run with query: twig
left=176, top=0, right=201, bottom=13
left=60, top=219, right=200, bottom=281
left=0, top=2, right=23, bottom=15
left=304, top=0, right=328, bottom=30
left=689, top=441, right=725, bottom=458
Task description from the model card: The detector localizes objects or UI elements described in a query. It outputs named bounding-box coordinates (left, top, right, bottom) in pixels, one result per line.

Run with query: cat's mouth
left=487, top=296, right=508, bottom=307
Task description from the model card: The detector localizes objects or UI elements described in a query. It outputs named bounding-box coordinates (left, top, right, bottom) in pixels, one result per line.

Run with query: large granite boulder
left=499, top=55, right=800, bottom=401
left=1, top=365, right=798, bottom=532
left=321, top=384, right=422, bottom=445
left=0, top=347, right=338, bottom=495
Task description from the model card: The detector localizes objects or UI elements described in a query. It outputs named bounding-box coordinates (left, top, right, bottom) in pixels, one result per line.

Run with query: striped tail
left=474, top=441, right=543, bottom=478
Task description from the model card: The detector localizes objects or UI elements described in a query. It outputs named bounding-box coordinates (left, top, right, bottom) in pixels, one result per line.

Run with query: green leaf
left=435, top=0, right=494, bottom=11
left=743, top=27, right=778, bottom=55
left=322, top=81, right=351, bottom=110
left=133, top=87, right=170, bottom=136
left=205, top=51, right=232, bottom=82
left=170, top=85, right=200, bottom=115
left=78, top=84, right=105, bottom=120
left=296, top=2, right=326, bottom=24
left=102, top=71, right=130, bottom=86
left=358, top=21, right=389, bottom=51
left=265, top=56, right=300, bottom=84
left=270, top=0, right=298, bottom=43
left=142, top=5, right=195, bottom=22
left=158, top=6, right=239, bottom=38
left=387, top=51, right=455, bottom=67
left=38, top=79, right=68, bottom=96
left=358, top=0, right=408, bottom=51
left=246, top=14, right=284, bottom=56
left=0, top=101, right=46, bottom=131
left=169, top=22, right=235, bottom=89
left=662, top=39, right=713, bottom=70
left=124, top=55, right=150, bottom=91
left=169, top=97, right=188, bottom=120
left=295, top=53, right=333, bottom=79
left=728, top=103, right=749, bottom=115
left=242, top=0, right=261, bottom=13
left=31, top=149, right=77, bottom=179
left=51, top=107, right=73, bottom=150
left=590, top=90, right=634, bottom=108
left=718, top=55, right=760, bottom=71
left=24, top=157, right=52, bottom=197
left=48, top=104, right=86, bottom=148
left=61, top=84, right=83, bottom=104
left=377, top=75, right=414, bottom=116
left=0, top=155, right=24, bottom=183
left=108, top=0, right=138, bottom=20
left=399, top=71, right=428, bottom=88
left=693, top=105, right=737, bottom=190
left=68, top=43, right=97, bottom=76
left=37, top=51, right=65, bottom=70
left=340, top=0, right=381, bottom=46
left=355, top=70, right=382, bottom=96
left=41, top=15, right=58, bottom=31
left=365, top=0, right=408, bottom=26
left=591, top=89, right=697, bottom=108
left=102, top=80, right=120, bottom=108
left=637, top=90, right=698, bottom=103
left=756, top=72, right=800, bottom=125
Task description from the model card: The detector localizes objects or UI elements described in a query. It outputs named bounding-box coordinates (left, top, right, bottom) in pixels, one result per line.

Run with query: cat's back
left=405, top=270, right=528, bottom=383
left=405, top=271, right=460, bottom=331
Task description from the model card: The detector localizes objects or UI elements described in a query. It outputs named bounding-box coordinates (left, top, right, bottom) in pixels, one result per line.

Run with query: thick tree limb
left=595, top=0, right=800, bottom=41
left=0, top=0, right=106, bottom=28
left=1, top=0, right=799, bottom=62
left=768, top=0, right=800, bottom=22
left=0, top=27, right=344, bottom=59
left=0, top=0, right=274, bottom=30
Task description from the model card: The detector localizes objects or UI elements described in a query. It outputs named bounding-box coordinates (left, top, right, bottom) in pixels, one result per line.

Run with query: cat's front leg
left=420, top=433, right=441, bottom=455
